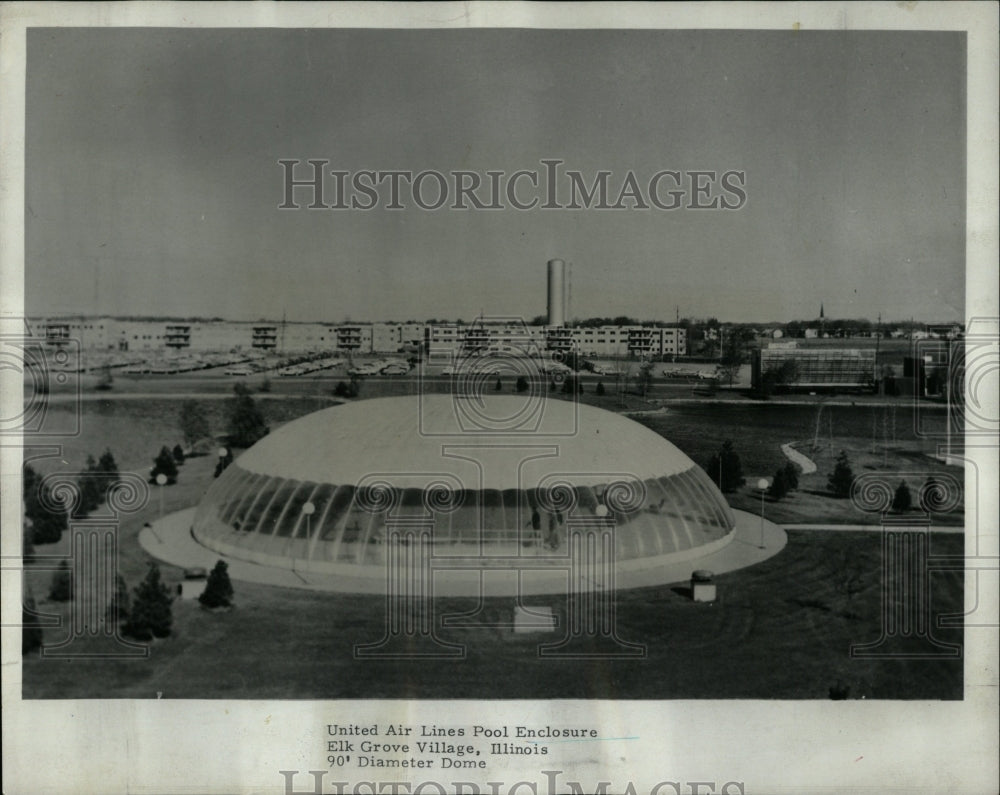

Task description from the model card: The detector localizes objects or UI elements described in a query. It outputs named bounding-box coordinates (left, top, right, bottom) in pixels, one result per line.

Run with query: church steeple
left=819, top=302, right=825, bottom=319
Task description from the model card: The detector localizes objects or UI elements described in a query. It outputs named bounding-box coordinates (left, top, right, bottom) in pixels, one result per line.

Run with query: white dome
left=192, top=396, right=734, bottom=577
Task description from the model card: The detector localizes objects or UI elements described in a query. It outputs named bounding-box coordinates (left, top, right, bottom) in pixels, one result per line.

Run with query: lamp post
left=156, top=473, right=167, bottom=518
left=298, top=502, right=315, bottom=575
left=149, top=472, right=168, bottom=544
left=756, top=477, right=769, bottom=549
left=301, top=501, right=315, bottom=538
left=218, top=446, right=230, bottom=475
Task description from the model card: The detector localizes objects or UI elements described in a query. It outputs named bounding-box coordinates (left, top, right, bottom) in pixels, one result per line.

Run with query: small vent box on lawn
left=177, top=578, right=206, bottom=600
left=514, top=606, right=556, bottom=633
left=691, top=570, right=716, bottom=603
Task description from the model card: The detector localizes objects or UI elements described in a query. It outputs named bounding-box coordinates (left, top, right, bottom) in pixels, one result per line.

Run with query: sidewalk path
left=781, top=441, right=817, bottom=474
left=783, top=524, right=964, bottom=534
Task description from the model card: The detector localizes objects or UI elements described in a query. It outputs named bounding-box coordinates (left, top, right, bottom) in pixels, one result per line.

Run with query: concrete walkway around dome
left=139, top=507, right=787, bottom=596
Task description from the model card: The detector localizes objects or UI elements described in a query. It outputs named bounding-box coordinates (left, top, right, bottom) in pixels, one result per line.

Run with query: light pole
left=218, top=446, right=229, bottom=476
left=298, top=502, right=315, bottom=575
left=756, top=477, right=769, bottom=549
left=156, top=473, right=167, bottom=518
left=151, top=472, right=168, bottom=544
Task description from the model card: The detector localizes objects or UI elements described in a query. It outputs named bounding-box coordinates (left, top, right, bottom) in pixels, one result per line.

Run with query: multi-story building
left=27, top=316, right=685, bottom=360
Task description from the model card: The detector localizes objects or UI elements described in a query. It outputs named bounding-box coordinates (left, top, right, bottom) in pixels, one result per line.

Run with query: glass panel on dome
left=338, top=489, right=376, bottom=561
left=685, top=469, right=726, bottom=528
left=319, top=484, right=355, bottom=541
left=691, top=466, right=734, bottom=528
left=575, top=485, right=599, bottom=515
left=655, top=473, right=697, bottom=546
left=397, top=487, right=426, bottom=517
left=254, top=478, right=297, bottom=537
left=672, top=470, right=710, bottom=527
left=502, top=489, right=522, bottom=536
left=215, top=468, right=254, bottom=524
left=481, top=489, right=505, bottom=539
left=432, top=501, right=455, bottom=546
left=449, top=489, right=479, bottom=545
left=241, top=476, right=285, bottom=535
left=228, top=473, right=270, bottom=531
left=299, top=483, right=335, bottom=540
left=212, top=467, right=249, bottom=517
left=210, top=468, right=244, bottom=524
left=274, top=481, right=319, bottom=538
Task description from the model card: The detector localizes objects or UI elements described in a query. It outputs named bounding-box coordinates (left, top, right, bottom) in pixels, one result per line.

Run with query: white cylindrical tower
left=547, top=258, right=566, bottom=327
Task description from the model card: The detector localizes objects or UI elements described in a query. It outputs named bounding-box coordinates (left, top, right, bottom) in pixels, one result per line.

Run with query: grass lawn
left=19, top=391, right=965, bottom=699
left=22, top=530, right=964, bottom=700
left=633, top=403, right=962, bottom=526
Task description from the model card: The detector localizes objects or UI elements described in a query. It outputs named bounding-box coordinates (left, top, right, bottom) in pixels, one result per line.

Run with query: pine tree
left=892, top=480, right=912, bottom=513
left=23, top=522, right=36, bottom=565
left=199, top=560, right=235, bottom=609
left=334, top=380, right=359, bottom=398
left=49, top=560, right=73, bottom=602
left=106, top=573, right=130, bottom=623
left=172, top=444, right=186, bottom=465
left=150, top=446, right=179, bottom=484
left=494, top=376, right=502, bottom=391
left=227, top=383, right=269, bottom=448
left=97, top=448, right=120, bottom=500
left=708, top=440, right=745, bottom=493
left=76, top=454, right=103, bottom=516
left=515, top=376, right=529, bottom=393
left=123, top=563, right=174, bottom=640
left=828, top=450, right=854, bottom=498
left=24, top=464, right=67, bottom=545
left=768, top=468, right=789, bottom=500
left=596, top=381, right=606, bottom=396
left=22, top=586, right=43, bottom=654
left=178, top=399, right=211, bottom=449
left=782, top=461, right=800, bottom=491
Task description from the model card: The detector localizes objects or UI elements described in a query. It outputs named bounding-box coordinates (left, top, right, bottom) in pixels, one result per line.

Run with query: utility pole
left=674, top=305, right=679, bottom=363
left=874, top=312, right=882, bottom=393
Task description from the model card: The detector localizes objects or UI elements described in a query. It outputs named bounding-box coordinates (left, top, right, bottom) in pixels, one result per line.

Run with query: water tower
left=547, top=259, right=567, bottom=327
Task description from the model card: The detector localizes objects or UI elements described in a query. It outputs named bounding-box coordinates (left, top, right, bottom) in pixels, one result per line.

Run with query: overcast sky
left=25, top=28, right=965, bottom=323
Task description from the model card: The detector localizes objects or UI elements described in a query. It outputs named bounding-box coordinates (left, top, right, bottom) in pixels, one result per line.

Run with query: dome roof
left=192, top=395, right=735, bottom=579
left=236, top=395, right=694, bottom=491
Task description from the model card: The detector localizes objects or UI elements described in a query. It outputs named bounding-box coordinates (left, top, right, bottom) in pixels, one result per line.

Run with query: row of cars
left=347, top=358, right=412, bottom=376
left=661, top=367, right=723, bottom=380
left=438, top=359, right=576, bottom=377
left=277, top=357, right=345, bottom=377
left=127, top=352, right=257, bottom=375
